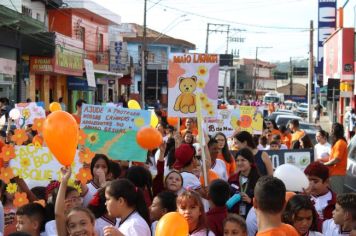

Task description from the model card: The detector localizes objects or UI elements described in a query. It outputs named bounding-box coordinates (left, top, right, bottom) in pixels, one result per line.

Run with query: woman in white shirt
left=314, top=130, right=331, bottom=162
left=103, top=179, right=151, bottom=236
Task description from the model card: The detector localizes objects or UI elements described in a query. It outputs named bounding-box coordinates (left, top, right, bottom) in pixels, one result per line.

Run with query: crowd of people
left=0, top=98, right=354, bottom=236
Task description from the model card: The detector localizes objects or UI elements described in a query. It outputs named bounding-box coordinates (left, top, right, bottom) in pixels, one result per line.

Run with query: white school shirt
left=311, top=190, right=332, bottom=220
left=190, top=229, right=215, bottom=236
left=246, top=207, right=258, bottom=236
left=95, top=216, right=120, bottom=236
left=308, top=231, right=323, bottom=236
left=118, top=211, right=151, bottom=236
left=314, top=142, right=331, bottom=160
left=181, top=171, right=201, bottom=190
left=211, top=159, right=228, bottom=181
left=44, top=220, right=57, bottom=236
left=322, top=219, right=351, bottom=236
left=83, top=181, right=100, bottom=207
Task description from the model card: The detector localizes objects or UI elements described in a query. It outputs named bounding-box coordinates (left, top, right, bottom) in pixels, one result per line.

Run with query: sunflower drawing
left=20, top=157, right=31, bottom=168
left=197, top=65, right=208, bottom=77
left=6, top=183, right=17, bottom=194
left=197, top=79, right=206, bottom=89
left=87, top=133, right=99, bottom=145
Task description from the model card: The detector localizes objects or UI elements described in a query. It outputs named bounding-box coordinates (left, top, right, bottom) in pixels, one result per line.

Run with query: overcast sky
left=93, top=0, right=319, bottom=62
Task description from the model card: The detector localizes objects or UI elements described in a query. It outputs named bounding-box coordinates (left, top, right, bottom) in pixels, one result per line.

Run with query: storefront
left=0, top=55, right=17, bottom=102
left=94, top=70, right=123, bottom=103
left=29, top=32, right=84, bottom=110
left=67, top=76, right=95, bottom=112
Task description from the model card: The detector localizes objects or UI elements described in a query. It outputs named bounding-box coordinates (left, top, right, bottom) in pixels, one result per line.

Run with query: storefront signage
left=30, top=57, right=53, bottom=73
left=0, top=58, right=16, bottom=76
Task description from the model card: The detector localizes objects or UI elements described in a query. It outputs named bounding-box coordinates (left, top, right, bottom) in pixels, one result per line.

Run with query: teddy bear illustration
left=174, top=76, right=197, bottom=114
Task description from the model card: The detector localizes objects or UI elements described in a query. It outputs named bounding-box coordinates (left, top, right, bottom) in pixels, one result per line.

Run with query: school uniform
left=118, top=211, right=150, bottom=236
left=308, top=231, right=323, bottom=236
left=246, top=207, right=257, bottom=236
left=190, top=229, right=215, bottom=236
left=83, top=181, right=100, bottom=206
left=211, top=159, right=228, bottom=181
left=44, top=220, right=57, bottom=236
left=206, top=206, right=228, bottom=236
left=310, top=189, right=336, bottom=230
left=95, top=216, right=120, bottom=236
left=322, top=219, right=351, bottom=236
left=181, top=171, right=201, bottom=190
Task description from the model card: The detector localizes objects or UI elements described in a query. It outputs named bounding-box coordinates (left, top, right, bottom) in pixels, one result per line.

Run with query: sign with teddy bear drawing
left=167, top=53, right=219, bottom=117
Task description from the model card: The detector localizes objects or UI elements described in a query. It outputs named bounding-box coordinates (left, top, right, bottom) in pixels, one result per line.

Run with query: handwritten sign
left=14, top=102, right=46, bottom=128
left=10, top=146, right=80, bottom=188
left=80, top=104, right=151, bottom=162
left=80, top=104, right=151, bottom=132
left=167, top=53, right=219, bottom=118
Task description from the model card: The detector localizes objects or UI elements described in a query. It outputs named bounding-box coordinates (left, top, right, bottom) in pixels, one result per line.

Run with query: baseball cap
left=173, top=144, right=195, bottom=170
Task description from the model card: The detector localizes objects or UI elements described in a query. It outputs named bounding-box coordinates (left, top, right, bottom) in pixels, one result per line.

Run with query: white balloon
left=0, top=115, right=5, bottom=126
left=273, top=163, right=309, bottom=192
left=9, top=108, right=21, bottom=120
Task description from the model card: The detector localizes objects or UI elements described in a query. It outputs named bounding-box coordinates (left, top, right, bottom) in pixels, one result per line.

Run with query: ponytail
left=106, top=179, right=150, bottom=225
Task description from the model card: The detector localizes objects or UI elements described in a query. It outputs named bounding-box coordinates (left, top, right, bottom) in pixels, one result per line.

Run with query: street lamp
left=253, top=46, right=272, bottom=99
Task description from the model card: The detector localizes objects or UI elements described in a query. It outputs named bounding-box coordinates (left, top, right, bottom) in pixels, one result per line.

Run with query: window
left=36, top=13, right=41, bottom=21
left=98, top=33, right=103, bottom=52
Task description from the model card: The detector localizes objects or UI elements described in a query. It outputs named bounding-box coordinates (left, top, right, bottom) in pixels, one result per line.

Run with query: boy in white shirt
left=322, top=193, right=356, bottom=236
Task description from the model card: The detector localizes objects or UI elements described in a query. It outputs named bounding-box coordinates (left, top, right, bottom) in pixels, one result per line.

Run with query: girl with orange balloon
left=176, top=190, right=215, bottom=236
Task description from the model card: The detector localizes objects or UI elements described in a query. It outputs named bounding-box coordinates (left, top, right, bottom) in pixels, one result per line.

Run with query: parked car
left=267, top=111, right=295, bottom=120
left=345, top=135, right=356, bottom=192
left=284, top=100, right=297, bottom=110
left=275, top=114, right=302, bottom=127
left=276, top=109, right=294, bottom=114
left=296, top=103, right=309, bottom=117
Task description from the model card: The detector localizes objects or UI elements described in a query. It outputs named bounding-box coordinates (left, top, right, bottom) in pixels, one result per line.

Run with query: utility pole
left=289, top=57, right=293, bottom=96
left=205, top=23, right=210, bottom=53
left=226, top=25, right=230, bottom=54
left=308, top=20, right=314, bottom=123
left=141, top=0, right=147, bottom=108
left=253, top=46, right=272, bottom=99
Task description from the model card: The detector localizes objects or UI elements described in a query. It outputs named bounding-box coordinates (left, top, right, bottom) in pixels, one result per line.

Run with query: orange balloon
left=136, top=127, right=162, bottom=150
left=167, top=117, right=179, bottom=126
left=49, top=102, right=62, bottom=112
left=43, top=111, right=79, bottom=166
left=155, top=212, right=189, bottom=236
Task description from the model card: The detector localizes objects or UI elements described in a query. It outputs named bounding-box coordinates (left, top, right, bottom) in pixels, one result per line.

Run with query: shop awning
left=0, top=5, right=46, bottom=34
left=119, top=74, right=132, bottom=85
left=67, top=77, right=95, bottom=91
left=94, top=69, right=123, bottom=79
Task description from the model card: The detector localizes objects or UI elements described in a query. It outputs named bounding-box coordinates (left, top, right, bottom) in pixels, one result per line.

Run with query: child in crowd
left=66, top=207, right=96, bottom=236
left=213, top=132, right=237, bottom=178
left=164, top=171, right=183, bottom=193
left=269, top=140, right=280, bottom=150
left=126, top=166, right=153, bottom=207
left=223, top=214, right=247, bottom=236
left=282, top=195, right=322, bottom=236
left=15, top=203, right=46, bottom=236
left=322, top=193, right=356, bottom=236
left=82, top=154, right=111, bottom=206
left=208, top=139, right=228, bottom=181
left=103, top=178, right=151, bottom=236
left=304, top=161, right=336, bottom=228
left=149, top=191, right=177, bottom=234
left=87, top=188, right=119, bottom=236
left=207, top=179, right=230, bottom=236
left=177, top=190, right=215, bottom=236
left=271, top=134, right=288, bottom=150
left=228, top=148, right=260, bottom=218
left=257, top=136, right=269, bottom=151
left=279, top=125, right=292, bottom=149
left=254, top=176, right=298, bottom=236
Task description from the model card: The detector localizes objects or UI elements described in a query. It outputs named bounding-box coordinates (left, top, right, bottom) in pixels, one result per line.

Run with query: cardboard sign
left=10, top=145, right=81, bottom=188
left=14, top=102, right=46, bottom=128
left=206, top=106, right=263, bottom=137
left=167, top=53, right=219, bottom=117
left=80, top=104, right=151, bottom=162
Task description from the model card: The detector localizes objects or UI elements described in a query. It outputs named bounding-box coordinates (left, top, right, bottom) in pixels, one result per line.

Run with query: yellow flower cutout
left=197, top=65, right=208, bottom=77
left=198, top=93, right=208, bottom=104
left=20, top=157, right=31, bottom=168
left=68, top=179, right=82, bottom=195
left=87, top=133, right=99, bottom=145
left=197, top=79, right=206, bottom=89
left=134, top=117, right=145, bottom=128
left=22, top=108, right=31, bottom=119
left=207, top=109, right=215, bottom=116
left=203, top=101, right=213, bottom=111
left=6, top=183, right=18, bottom=194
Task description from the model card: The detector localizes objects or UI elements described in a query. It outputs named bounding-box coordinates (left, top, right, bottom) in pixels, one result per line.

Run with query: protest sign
left=167, top=53, right=219, bottom=117
left=10, top=145, right=81, bottom=189
left=206, top=106, right=263, bottom=137
left=230, top=149, right=314, bottom=171
left=14, top=102, right=46, bottom=128
left=80, top=104, right=151, bottom=162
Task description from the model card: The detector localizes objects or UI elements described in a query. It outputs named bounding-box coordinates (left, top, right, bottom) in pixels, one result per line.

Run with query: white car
left=296, top=103, right=308, bottom=117
left=275, top=114, right=302, bottom=127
